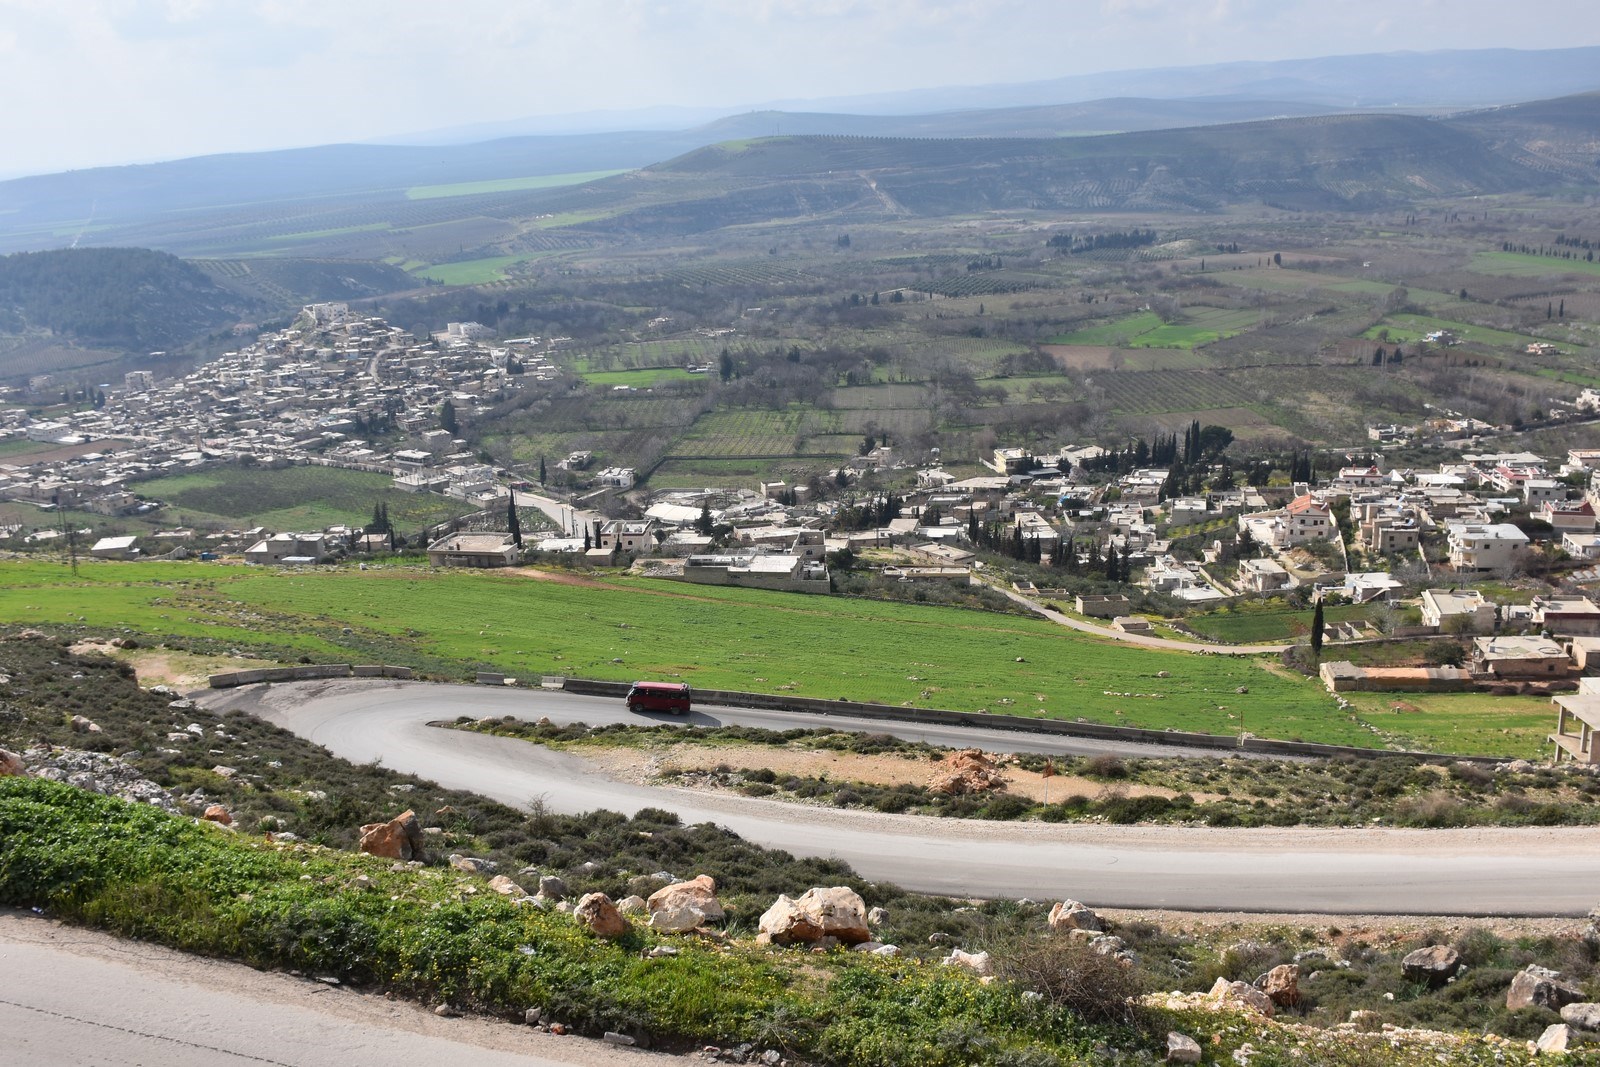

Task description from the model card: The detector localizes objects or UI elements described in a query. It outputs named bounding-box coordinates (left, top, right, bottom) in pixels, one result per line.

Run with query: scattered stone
left=69, top=715, right=101, bottom=734
left=549, top=1023, right=567, bottom=1036
left=1166, top=1031, right=1202, bottom=1064
left=1537, top=1024, right=1580, bottom=1054
left=1254, top=964, right=1299, bottom=1008
left=647, top=874, right=724, bottom=932
left=1234, top=686, right=1248, bottom=695
left=24, top=747, right=181, bottom=814
left=448, top=854, right=497, bottom=875
left=1562, top=1002, right=1600, bottom=1031
left=928, top=749, right=1006, bottom=795
left=537, top=875, right=568, bottom=900
left=524, top=1008, right=543, bottom=1025
left=0, top=748, right=25, bottom=777
left=941, top=948, right=994, bottom=977
left=928, top=932, right=952, bottom=945
left=433, top=1004, right=460, bottom=1018
left=1047, top=899, right=1103, bottom=933
left=211, top=765, right=237, bottom=778
left=357, top=810, right=426, bottom=861
left=1401, top=945, right=1462, bottom=988
left=201, top=804, right=233, bottom=827
left=617, top=894, right=648, bottom=915
left=602, top=1032, right=636, bottom=1047
left=487, top=875, right=526, bottom=897
left=1346, top=1010, right=1382, bottom=1032
left=867, top=906, right=889, bottom=926
left=353, top=875, right=374, bottom=891
left=645, top=946, right=680, bottom=958
left=1208, top=977, right=1274, bottom=1017
left=1506, top=964, right=1583, bottom=1012
left=574, top=893, right=630, bottom=938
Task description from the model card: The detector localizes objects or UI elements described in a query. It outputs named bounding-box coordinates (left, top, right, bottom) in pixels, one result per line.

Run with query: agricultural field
left=412, top=254, right=545, bottom=285
left=1362, top=313, right=1579, bottom=352
left=581, top=366, right=701, bottom=387
left=0, top=559, right=1555, bottom=756
left=1049, top=307, right=1257, bottom=349
left=129, top=466, right=476, bottom=533
left=1469, top=251, right=1600, bottom=279
left=1180, top=602, right=1375, bottom=644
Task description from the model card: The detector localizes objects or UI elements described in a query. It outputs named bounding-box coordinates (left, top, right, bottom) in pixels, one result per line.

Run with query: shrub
left=1082, top=754, right=1127, bottom=780
left=992, top=934, right=1146, bottom=1026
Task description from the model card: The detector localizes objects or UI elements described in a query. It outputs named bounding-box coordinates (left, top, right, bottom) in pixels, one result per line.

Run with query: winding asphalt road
left=202, top=679, right=1600, bottom=916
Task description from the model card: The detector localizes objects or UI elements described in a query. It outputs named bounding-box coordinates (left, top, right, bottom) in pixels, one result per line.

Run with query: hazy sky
left=3, top=0, right=1598, bottom=177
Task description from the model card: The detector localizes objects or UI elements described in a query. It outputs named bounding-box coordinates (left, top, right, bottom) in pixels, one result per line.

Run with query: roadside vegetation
left=461, top=718, right=1600, bottom=829
left=0, top=635, right=1590, bottom=1064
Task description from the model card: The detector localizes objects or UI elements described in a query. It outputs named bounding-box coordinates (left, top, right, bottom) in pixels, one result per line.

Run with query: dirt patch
left=69, top=640, right=275, bottom=691
left=506, top=567, right=612, bottom=588
left=1040, top=344, right=1116, bottom=369
left=577, top=742, right=1223, bottom=804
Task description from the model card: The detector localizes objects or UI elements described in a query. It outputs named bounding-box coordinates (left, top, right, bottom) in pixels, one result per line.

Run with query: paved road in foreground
left=0, top=911, right=672, bottom=1067
left=201, top=680, right=1600, bottom=915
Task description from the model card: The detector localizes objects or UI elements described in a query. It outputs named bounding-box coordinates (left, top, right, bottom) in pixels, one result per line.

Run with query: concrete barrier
left=209, top=664, right=410, bottom=688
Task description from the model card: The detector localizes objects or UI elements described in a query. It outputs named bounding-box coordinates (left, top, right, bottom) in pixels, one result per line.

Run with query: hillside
left=1444, top=91, right=1600, bottom=182
left=0, top=248, right=261, bottom=364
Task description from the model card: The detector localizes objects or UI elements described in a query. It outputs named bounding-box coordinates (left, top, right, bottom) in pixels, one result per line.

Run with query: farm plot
left=1049, top=307, right=1255, bottom=349
left=130, top=466, right=474, bottom=532
left=406, top=170, right=628, bottom=200
left=1090, top=369, right=1249, bottom=415
left=669, top=409, right=839, bottom=458
left=582, top=367, right=701, bottom=387
left=919, top=271, right=1048, bottom=297
left=1470, top=251, right=1600, bottom=279
left=1041, top=345, right=1212, bottom=371
left=1361, top=313, right=1579, bottom=352
left=662, top=262, right=820, bottom=289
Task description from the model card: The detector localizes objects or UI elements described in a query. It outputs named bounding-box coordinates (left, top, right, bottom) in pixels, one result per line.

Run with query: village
left=8, top=304, right=1600, bottom=762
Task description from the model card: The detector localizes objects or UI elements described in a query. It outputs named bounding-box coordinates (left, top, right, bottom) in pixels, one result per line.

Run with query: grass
left=1339, top=691, right=1558, bottom=757
left=406, top=170, right=628, bottom=200
left=263, top=222, right=391, bottom=244
left=1049, top=308, right=1256, bottom=349
left=1182, top=602, right=1371, bottom=644
left=0, top=559, right=1549, bottom=754
left=128, top=465, right=475, bottom=533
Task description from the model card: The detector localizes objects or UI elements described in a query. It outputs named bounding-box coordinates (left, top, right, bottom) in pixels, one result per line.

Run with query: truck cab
left=625, top=680, right=692, bottom=714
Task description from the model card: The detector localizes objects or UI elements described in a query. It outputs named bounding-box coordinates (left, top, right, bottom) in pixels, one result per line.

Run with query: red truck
left=625, top=680, right=693, bottom=714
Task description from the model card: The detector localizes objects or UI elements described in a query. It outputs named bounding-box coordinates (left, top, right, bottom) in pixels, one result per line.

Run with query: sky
left=2, top=0, right=1599, bottom=177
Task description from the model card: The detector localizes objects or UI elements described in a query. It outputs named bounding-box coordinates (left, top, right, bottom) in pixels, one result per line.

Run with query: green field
left=1470, top=251, right=1600, bottom=279
left=412, top=254, right=543, bottom=285
left=0, top=560, right=1550, bottom=755
left=582, top=366, right=700, bottom=387
left=263, top=222, right=391, bottom=244
left=406, top=170, right=628, bottom=200
left=131, top=466, right=475, bottom=532
left=1182, top=603, right=1373, bottom=644
left=1050, top=307, right=1256, bottom=349
left=1361, top=313, right=1572, bottom=352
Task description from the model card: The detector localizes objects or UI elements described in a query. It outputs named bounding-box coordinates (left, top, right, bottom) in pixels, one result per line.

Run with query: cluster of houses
left=0, top=303, right=560, bottom=528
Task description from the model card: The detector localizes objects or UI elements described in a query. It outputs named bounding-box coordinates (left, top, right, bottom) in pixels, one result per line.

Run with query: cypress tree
left=507, top=500, right=522, bottom=547
left=1310, top=600, right=1326, bottom=657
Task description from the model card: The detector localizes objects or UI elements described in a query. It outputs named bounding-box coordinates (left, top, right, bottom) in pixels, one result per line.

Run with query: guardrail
left=555, top=677, right=1508, bottom=765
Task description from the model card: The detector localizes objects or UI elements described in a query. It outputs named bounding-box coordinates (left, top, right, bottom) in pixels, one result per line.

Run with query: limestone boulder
left=1208, top=977, right=1274, bottom=1018
left=537, top=875, right=568, bottom=901
left=1254, top=964, right=1300, bottom=1008
left=201, top=804, right=233, bottom=827
left=449, top=854, right=497, bottom=875
left=0, top=748, right=25, bottom=777
left=616, top=895, right=648, bottom=915
left=1166, top=1031, right=1202, bottom=1064
left=488, top=875, right=527, bottom=897
left=358, top=810, right=426, bottom=862
left=941, top=948, right=994, bottom=977
left=69, top=715, right=101, bottom=734
left=758, top=895, right=824, bottom=946
left=1401, top=945, right=1461, bottom=988
left=1537, top=1024, right=1582, bottom=1054
left=1507, top=965, right=1583, bottom=1012
left=647, top=874, right=724, bottom=932
left=574, top=893, right=630, bottom=939
left=1561, top=1003, right=1600, bottom=1031
left=1047, top=899, right=1103, bottom=933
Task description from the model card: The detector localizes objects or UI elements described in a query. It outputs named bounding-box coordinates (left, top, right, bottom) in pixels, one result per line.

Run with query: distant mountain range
left=0, top=48, right=1597, bottom=259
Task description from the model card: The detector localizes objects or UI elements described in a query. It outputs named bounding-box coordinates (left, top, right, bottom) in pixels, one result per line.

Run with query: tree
left=695, top=500, right=714, bottom=536
left=538, top=455, right=547, bottom=486
left=719, top=349, right=735, bottom=382
left=507, top=499, right=523, bottom=548
left=439, top=399, right=458, bottom=434
left=1310, top=599, right=1325, bottom=657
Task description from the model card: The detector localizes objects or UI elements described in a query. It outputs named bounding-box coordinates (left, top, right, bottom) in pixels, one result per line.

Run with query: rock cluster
left=927, top=749, right=1006, bottom=795
left=1505, top=964, right=1583, bottom=1011
left=1208, top=976, right=1275, bottom=1017
left=1253, top=964, right=1299, bottom=1008
left=24, top=746, right=180, bottom=814
left=357, top=810, right=427, bottom=861
left=647, top=875, right=724, bottom=933
left=1400, top=945, right=1461, bottom=988
left=1047, top=899, right=1102, bottom=933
